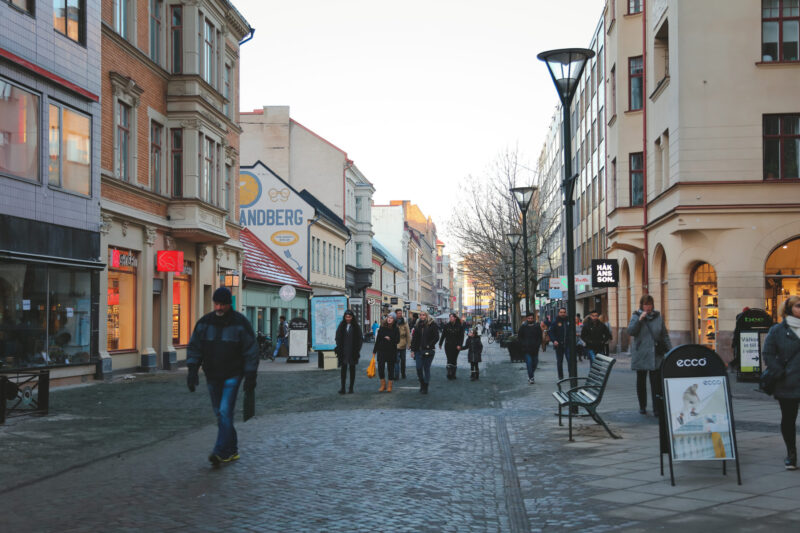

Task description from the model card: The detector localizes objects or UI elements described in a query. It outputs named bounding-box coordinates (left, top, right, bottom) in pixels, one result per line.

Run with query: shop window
left=762, top=0, right=800, bottom=62
left=107, top=249, right=137, bottom=352
left=0, top=263, right=47, bottom=369
left=49, top=268, right=91, bottom=364
left=763, top=114, right=800, bottom=179
left=765, top=237, right=800, bottom=320
left=48, top=104, right=91, bottom=196
left=54, top=0, right=85, bottom=44
left=173, top=268, right=192, bottom=346
left=692, top=263, right=718, bottom=352
left=0, top=78, right=39, bottom=182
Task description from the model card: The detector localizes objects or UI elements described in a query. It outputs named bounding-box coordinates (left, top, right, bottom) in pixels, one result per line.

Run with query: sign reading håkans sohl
left=239, top=162, right=314, bottom=278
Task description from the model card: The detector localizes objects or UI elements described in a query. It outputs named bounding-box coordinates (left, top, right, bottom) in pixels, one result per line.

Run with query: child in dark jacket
left=462, top=328, right=483, bottom=381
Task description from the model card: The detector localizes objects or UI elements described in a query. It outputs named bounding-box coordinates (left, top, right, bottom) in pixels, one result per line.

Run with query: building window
left=150, top=121, right=162, bottom=193
left=764, top=114, right=800, bottom=179
left=629, top=56, right=643, bottom=111
left=202, top=18, right=216, bottom=85
left=53, top=0, right=85, bottom=43
left=170, top=128, right=183, bottom=196
left=108, top=249, right=138, bottom=352
left=114, top=0, right=130, bottom=40
left=763, top=0, right=800, bottom=62
left=117, top=102, right=131, bottom=181
left=223, top=163, right=231, bottom=219
left=201, top=137, right=216, bottom=203
left=628, top=0, right=642, bottom=14
left=170, top=6, right=182, bottom=73
left=172, top=268, right=192, bottom=346
left=149, top=0, right=163, bottom=63
left=322, top=241, right=327, bottom=274
left=630, top=152, right=644, bottom=206
left=48, top=104, right=91, bottom=196
left=610, top=64, right=616, bottom=117
left=8, top=1, right=34, bottom=14
left=223, top=64, right=232, bottom=117
left=0, top=79, right=39, bottom=182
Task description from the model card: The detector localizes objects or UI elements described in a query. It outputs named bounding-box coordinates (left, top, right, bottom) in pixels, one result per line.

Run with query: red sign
left=111, top=249, right=120, bottom=268
left=157, top=250, right=184, bottom=272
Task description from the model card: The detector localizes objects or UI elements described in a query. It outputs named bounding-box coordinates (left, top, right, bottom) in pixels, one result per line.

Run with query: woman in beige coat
left=394, top=308, right=411, bottom=379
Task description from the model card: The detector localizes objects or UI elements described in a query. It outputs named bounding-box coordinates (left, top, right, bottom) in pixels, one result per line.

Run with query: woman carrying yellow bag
left=335, top=310, right=363, bottom=394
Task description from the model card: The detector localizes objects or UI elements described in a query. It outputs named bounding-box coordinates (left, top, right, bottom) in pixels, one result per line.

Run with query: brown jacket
left=396, top=318, right=411, bottom=349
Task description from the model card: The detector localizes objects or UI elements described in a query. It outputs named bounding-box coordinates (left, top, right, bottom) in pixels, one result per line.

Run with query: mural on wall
left=239, top=162, right=313, bottom=277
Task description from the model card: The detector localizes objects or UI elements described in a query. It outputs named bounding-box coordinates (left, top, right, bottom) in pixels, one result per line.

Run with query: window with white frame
left=170, top=128, right=182, bottom=197
left=117, top=102, right=131, bottom=181
left=48, top=103, right=91, bottom=196
left=170, top=5, right=182, bottom=73
left=110, top=72, right=142, bottom=183
left=150, top=121, right=162, bottom=193
left=223, top=63, right=232, bottom=118
left=114, top=0, right=133, bottom=41
left=0, top=78, right=39, bottom=182
left=200, top=16, right=216, bottom=86
left=149, top=0, right=163, bottom=64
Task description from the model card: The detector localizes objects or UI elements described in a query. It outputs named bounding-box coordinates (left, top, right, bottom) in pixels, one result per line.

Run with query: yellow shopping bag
left=366, top=355, right=376, bottom=378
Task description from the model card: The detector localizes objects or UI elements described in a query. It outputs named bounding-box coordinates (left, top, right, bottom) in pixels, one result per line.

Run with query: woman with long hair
left=763, top=295, right=800, bottom=469
left=439, top=313, right=464, bottom=380
left=373, top=314, right=400, bottom=392
left=627, top=294, right=672, bottom=416
left=335, top=310, right=363, bottom=394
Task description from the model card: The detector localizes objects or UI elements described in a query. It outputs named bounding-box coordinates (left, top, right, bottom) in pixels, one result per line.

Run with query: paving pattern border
left=495, top=414, right=531, bottom=533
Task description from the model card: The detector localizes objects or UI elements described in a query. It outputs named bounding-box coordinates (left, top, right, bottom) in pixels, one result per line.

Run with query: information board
left=311, top=296, right=348, bottom=351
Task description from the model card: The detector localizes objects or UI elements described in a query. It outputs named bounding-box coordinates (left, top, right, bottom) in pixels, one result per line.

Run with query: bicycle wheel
left=487, top=334, right=495, bottom=344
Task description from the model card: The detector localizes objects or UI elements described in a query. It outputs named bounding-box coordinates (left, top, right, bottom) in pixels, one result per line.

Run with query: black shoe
left=639, top=408, right=647, bottom=415
left=785, top=452, right=797, bottom=470
left=208, top=454, right=222, bottom=466
left=338, top=388, right=345, bottom=394
left=348, top=388, right=354, bottom=394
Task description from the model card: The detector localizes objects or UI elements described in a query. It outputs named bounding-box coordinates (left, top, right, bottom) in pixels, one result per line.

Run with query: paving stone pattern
left=1, top=341, right=799, bottom=531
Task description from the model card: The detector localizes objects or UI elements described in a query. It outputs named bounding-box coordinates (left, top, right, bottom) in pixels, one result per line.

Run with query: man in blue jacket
left=187, top=287, right=258, bottom=465
left=548, top=307, right=571, bottom=380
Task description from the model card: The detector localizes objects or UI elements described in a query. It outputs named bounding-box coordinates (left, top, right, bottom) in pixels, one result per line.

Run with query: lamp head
left=510, top=186, right=536, bottom=212
left=506, top=233, right=523, bottom=250
left=537, top=48, right=595, bottom=105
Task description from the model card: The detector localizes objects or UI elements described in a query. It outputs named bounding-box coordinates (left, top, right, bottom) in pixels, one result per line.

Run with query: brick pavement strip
left=1, top=343, right=799, bottom=531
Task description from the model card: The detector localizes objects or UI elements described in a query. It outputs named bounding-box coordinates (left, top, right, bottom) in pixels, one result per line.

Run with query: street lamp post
left=506, top=233, right=522, bottom=334
left=538, top=48, right=595, bottom=385
left=510, top=187, right=536, bottom=316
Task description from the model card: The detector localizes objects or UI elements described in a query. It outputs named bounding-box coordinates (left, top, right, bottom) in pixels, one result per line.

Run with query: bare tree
left=448, top=148, right=558, bottom=319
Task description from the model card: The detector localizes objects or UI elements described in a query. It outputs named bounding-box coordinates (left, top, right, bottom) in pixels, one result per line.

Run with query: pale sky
left=236, top=0, right=604, bottom=243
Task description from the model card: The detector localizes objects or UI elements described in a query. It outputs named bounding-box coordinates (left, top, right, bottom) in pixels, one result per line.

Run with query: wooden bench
left=552, top=353, right=620, bottom=441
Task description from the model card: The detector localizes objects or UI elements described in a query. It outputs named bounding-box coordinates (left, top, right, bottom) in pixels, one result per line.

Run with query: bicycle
left=487, top=332, right=495, bottom=344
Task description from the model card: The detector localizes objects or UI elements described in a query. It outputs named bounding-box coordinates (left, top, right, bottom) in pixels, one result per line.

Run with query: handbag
left=366, top=355, right=376, bottom=378
left=759, top=366, right=785, bottom=396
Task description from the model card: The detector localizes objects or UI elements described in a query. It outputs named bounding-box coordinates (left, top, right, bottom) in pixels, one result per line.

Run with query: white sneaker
left=528, top=378, right=535, bottom=384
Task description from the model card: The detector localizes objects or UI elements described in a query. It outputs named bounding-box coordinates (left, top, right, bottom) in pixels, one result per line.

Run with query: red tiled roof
left=240, top=229, right=312, bottom=291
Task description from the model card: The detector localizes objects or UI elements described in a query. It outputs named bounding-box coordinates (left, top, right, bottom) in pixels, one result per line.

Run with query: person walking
left=394, top=309, right=410, bottom=380
left=273, top=315, right=288, bottom=358
left=518, top=312, right=543, bottom=384
left=581, top=309, right=612, bottom=362
left=335, top=310, right=363, bottom=394
left=439, top=313, right=464, bottom=380
left=373, top=314, right=400, bottom=392
left=408, top=312, right=419, bottom=332
left=627, top=294, right=672, bottom=416
left=371, top=320, right=380, bottom=341
left=186, top=287, right=258, bottom=466
left=462, top=327, right=483, bottom=380
left=540, top=319, right=549, bottom=353
left=548, top=308, right=571, bottom=380
left=410, top=311, right=439, bottom=394
left=762, top=295, right=800, bottom=470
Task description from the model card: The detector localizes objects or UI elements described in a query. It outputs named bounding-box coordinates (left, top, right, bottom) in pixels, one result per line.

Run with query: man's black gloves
left=187, top=365, right=199, bottom=392
left=244, top=371, right=257, bottom=392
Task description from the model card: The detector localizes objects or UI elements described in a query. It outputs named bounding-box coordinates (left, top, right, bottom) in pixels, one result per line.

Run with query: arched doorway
left=653, top=245, right=668, bottom=323
left=765, top=237, right=800, bottom=320
left=691, top=262, right=718, bottom=351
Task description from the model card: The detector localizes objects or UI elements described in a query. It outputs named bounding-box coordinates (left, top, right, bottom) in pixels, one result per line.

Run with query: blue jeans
left=415, top=351, right=434, bottom=384
left=585, top=348, right=597, bottom=362
left=207, top=376, right=242, bottom=457
left=273, top=337, right=285, bottom=357
left=524, top=350, right=539, bottom=379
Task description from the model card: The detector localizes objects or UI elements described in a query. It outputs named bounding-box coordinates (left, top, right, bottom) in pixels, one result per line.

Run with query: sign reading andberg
left=591, top=259, right=619, bottom=287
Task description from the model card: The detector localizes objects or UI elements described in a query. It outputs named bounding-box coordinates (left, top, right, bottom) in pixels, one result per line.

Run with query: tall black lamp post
left=510, top=187, right=536, bottom=317
left=537, top=48, right=595, bottom=384
left=506, top=233, right=522, bottom=334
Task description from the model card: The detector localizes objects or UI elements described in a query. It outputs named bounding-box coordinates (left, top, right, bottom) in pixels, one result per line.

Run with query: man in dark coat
left=335, top=310, right=363, bottom=394
left=439, top=313, right=464, bottom=380
left=548, top=308, right=571, bottom=380
left=580, top=309, right=612, bottom=362
left=518, top=312, right=543, bottom=384
left=187, top=287, right=258, bottom=466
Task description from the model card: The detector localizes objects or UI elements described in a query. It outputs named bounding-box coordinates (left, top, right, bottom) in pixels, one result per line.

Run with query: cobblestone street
left=2, top=341, right=799, bottom=532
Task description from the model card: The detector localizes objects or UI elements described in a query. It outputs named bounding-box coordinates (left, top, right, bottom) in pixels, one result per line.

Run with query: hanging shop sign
left=156, top=250, right=184, bottom=272
left=591, top=259, right=619, bottom=287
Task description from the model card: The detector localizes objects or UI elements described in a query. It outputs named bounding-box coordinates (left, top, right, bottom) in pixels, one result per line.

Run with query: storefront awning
left=0, top=250, right=105, bottom=270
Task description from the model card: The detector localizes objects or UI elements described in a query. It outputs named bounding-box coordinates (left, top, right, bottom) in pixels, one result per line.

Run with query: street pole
left=511, top=248, right=517, bottom=334
left=521, top=210, right=531, bottom=316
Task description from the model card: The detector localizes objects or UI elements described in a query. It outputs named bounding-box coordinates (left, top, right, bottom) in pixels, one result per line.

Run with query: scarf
left=785, top=315, right=800, bottom=338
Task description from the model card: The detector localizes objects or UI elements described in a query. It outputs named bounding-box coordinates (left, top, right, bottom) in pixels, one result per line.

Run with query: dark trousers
left=340, top=364, right=356, bottom=391
left=415, top=351, right=434, bottom=384
left=778, top=398, right=799, bottom=454
left=554, top=345, right=569, bottom=380
left=470, top=362, right=479, bottom=378
left=395, top=349, right=406, bottom=378
left=378, top=359, right=395, bottom=380
left=636, top=369, right=662, bottom=412
left=445, top=344, right=459, bottom=378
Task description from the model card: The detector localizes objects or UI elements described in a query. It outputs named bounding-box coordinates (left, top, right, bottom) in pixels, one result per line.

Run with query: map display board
left=311, top=296, right=348, bottom=351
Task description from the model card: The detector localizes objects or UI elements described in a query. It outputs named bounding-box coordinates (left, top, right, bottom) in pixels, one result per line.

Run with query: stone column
left=96, top=213, right=113, bottom=380
left=139, top=226, right=158, bottom=372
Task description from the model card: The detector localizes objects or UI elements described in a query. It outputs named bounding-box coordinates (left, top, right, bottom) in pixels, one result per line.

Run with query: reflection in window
left=53, top=0, right=84, bottom=43
left=0, top=263, right=47, bottom=369
left=0, top=79, right=39, bottom=182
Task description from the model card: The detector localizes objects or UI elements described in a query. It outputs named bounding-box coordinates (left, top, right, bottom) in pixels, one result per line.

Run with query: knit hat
left=213, top=287, right=232, bottom=305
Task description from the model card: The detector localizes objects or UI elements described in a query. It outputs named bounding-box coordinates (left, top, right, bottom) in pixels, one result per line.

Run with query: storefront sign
left=157, top=250, right=184, bottom=272
left=390, top=297, right=398, bottom=304
left=279, top=284, right=296, bottom=302
left=239, top=163, right=314, bottom=278
left=110, top=249, right=139, bottom=268
left=591, top=259, right=619, bottom=287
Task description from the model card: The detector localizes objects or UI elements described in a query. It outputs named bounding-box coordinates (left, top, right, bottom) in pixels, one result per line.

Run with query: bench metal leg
left=568, top=402, right=574, bottom=441
left=589, top=409, right=622, bottom=439
left=558, top=404, right=563, bottom=426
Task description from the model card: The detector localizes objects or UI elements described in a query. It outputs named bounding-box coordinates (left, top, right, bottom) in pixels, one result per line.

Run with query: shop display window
left=49, top=269, right=91, bottom=363
left=765, top=237, right=800, bottom=319
left=107, top=249, right=137, bottom=351
left=173, top=270, right=191, bottom=346
left=692, top=263, right=718, bottom=352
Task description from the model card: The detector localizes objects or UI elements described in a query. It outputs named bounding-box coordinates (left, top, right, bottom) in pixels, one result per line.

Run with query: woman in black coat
left=762, top=295, right=800, bottom=470
left=373, top=314, right=400, bottom=392
left=439, top=313, right=465, bottom=380
left=461, top=328, right=483, bottom=381
left=335, top=310, right=363, bottom=394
